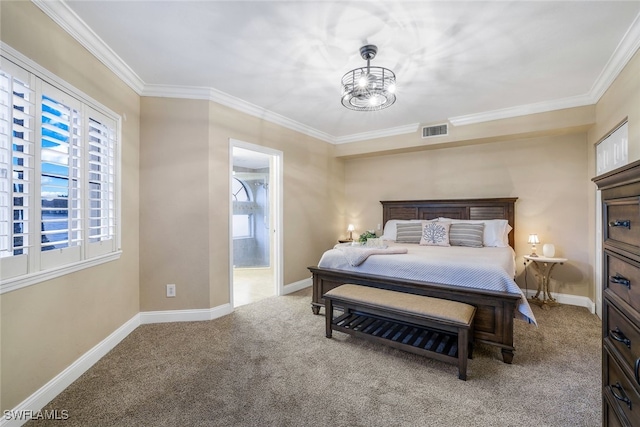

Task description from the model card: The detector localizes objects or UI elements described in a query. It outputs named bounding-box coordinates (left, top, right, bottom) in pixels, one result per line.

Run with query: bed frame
left=308, top=198, right=521, bottom=363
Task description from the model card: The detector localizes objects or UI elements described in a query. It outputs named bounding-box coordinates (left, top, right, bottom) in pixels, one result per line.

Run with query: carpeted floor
left=28, top=288, right=602, bottom=427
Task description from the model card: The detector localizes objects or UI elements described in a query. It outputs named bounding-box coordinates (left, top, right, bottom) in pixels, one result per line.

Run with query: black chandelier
left=341, top=45, right=397, bottom=111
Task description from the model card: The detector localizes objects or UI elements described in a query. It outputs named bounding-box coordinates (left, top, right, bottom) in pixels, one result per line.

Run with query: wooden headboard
left=380, top=198, right=518, bottom=248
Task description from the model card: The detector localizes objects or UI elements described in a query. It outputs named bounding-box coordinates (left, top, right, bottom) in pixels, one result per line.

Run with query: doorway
left=230, top=140, right=282, bottom=308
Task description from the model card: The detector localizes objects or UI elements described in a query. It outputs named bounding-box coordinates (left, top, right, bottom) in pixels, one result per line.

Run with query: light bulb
left=369, top=95, right=383, bottom=107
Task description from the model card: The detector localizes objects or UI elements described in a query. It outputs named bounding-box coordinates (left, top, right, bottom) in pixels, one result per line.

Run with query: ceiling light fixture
left=341, top=45, right=396, bottom=111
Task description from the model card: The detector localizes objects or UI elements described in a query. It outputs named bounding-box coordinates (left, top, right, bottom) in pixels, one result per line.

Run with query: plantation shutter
left=85, top=108, right=116, bottom=258
left=0, top=63, right=35, bottom=279
left=0, top=52, right=121, bottom=292
left=39, top=82, right=83, bottom=270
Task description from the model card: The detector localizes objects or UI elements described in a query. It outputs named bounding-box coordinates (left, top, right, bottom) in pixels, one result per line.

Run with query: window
left=232, top=177, right=252, bottom=239
left=0, top=56, right=120, bottom=292
left=596, top=120, right=628, bottom=175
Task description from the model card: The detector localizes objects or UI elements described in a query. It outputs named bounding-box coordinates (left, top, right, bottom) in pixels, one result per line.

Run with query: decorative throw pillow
left=395, top=222, right=423, bottom=243
left=381, top=219, right=424, bottom=241
left=449, top=223, right=484, bottom=247
left=420, top=221, right=451, bottom=246
left=438, top=218, right=510, bottom=247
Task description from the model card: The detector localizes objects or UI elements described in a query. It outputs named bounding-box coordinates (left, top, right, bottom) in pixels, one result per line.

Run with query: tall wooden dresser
left=594, top=159, right=640, bottom=427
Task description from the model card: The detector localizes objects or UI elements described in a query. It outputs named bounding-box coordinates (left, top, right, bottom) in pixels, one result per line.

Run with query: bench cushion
left=324, top=284, right=475, bottom=326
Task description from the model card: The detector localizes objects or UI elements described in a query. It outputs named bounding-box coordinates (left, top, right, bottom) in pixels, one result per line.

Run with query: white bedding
left=318, top=242, right=536, bottom=324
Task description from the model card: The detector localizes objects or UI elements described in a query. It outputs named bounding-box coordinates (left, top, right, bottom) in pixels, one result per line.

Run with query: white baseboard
left=1, top=314, right=140, bottom=427
left=283, top=277, right=312, bottom=294
left=523, top=289, right=596, bottom=314
left=139, top=303, right=233, bottom=324
left=4, top=281, right=309, bottom=425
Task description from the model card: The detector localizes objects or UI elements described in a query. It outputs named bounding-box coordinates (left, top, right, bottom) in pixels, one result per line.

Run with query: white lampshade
left=347, top=224, right=355, bottom=240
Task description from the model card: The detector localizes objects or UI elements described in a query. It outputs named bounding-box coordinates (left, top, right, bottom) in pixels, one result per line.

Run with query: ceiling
left=39, top=1, right=640, bottom=143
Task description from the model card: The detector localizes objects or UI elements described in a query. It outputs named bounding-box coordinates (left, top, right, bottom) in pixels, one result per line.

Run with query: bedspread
left=318, top=242, right=536, bottom=324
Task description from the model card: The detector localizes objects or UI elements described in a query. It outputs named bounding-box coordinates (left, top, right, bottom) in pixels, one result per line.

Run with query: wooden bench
left=324, top=284, right=476, bottom=380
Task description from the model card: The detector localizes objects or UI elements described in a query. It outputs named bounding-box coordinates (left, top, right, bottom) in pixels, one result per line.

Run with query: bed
left=308, top=198, right=534, bottom=364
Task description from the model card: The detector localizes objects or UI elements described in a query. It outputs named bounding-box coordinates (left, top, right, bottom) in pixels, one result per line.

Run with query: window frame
left=232, top=177, right=253, bottom=240
left=1, top=44, right=122, bottom=294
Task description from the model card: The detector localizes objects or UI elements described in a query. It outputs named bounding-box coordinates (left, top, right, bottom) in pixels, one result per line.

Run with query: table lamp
left=528, top=234, right=540, bottom=257
left=347, top=224, right=355, bottom=241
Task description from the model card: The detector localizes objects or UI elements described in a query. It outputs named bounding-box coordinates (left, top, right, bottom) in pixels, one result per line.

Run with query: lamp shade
left=347, top=224, right=355, bottom=241
left=528, top=234, right=540, bottom=244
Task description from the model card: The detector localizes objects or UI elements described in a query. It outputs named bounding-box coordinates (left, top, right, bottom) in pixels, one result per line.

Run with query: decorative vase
left=543, top=243, right=555, bottom=258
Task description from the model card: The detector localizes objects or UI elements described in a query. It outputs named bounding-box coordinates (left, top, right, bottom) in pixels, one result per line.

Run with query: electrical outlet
left=166, top=284, right=176, bottom=298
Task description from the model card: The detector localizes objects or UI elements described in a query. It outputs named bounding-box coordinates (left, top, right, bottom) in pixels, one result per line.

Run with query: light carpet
left=27, top=288, right=601, bottom=426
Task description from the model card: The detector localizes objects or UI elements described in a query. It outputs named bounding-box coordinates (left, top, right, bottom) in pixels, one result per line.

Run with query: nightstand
left=524, top=255, right=568, bottom=309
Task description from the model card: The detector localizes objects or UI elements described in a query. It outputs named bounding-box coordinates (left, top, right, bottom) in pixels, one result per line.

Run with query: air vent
left=422, top=124, right=448, bottom=138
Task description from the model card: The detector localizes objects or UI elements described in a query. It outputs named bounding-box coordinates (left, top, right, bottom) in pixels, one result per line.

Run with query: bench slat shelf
left=333, top=310, right=461, bottom=358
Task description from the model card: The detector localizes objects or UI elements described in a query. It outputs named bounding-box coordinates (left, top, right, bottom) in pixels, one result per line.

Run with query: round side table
left=524, top=255, right=568, bottom=310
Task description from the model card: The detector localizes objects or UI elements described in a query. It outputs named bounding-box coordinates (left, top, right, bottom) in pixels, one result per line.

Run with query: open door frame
left=229, top=139, right=284, bottom=307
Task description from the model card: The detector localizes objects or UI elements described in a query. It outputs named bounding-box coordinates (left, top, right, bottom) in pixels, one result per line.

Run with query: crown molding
left=449, top=12, right=640, bottom=127
left=142, top=84, right=336, bottom=144
left=334, top=123, right=420, bottom=144
left=32, top=1, right=640, bottom=140
left=32, top=0, right=145, bottom=94
left=448, top=93, right=594, bottom=127
left=590, top=12, right=640, bottom=102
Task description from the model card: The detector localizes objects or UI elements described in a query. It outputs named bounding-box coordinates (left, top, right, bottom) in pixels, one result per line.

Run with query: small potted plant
left=358, top=230, right=377, bottom=244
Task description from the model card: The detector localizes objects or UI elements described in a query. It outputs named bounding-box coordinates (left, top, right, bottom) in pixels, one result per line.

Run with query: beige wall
left=586, top=48, right=640, bottom=311
left=139, top=98, right=345, bottom=311
left=343, top=133, right=591, bottom=299
left=0, top=2, right=141, bottom=411
left=590, top=48, right=640, bottom=163
left=139, top=98, right=212, bottom=311
left=207, top=103, right=345, bottom=302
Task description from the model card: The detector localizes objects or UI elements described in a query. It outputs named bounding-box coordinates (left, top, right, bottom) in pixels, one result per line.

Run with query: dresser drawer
left=604, top=395, right=627, bottom=427
left=605, top=198, right=640, bottom=251
left=605, top=301, right=640, bottom=384
left=605, top=250, right=640, bottom=313
left=605, top=350, right=640, bottom=426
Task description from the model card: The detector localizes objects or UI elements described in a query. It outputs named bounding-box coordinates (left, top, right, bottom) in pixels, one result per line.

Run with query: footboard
left=308, top=265, right=521, bottom=364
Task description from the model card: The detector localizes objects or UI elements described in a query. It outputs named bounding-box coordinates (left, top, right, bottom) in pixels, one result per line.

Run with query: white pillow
left=438, top=218, right=510, bottom=247
left=381, top=219, right=424, bottom=241
left=503, top=224, right=513, bottom=246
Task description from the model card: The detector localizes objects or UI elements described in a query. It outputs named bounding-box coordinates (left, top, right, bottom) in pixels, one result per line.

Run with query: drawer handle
left=610, top=274, right=631, bottom=289
left=611, top=382, right=632, bottom=410
left=610, top=327, right=632, bottom=348
left=609, top=220, right=631, bottom=229
left=636, top=358, right=640, bottom=384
